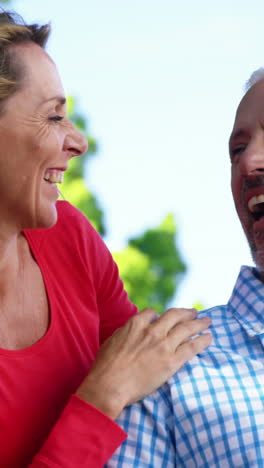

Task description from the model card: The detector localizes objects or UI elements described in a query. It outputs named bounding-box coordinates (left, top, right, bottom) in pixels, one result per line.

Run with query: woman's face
left=0, top=42, right=87, bottom=232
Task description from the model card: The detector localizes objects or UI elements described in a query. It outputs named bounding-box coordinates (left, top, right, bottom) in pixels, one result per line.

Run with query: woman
left=0, top=10, right=211, bottom=468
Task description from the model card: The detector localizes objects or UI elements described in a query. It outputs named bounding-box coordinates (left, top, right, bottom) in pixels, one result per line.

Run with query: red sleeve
left=28, top=201, right=138, bottom=343
left=28, top=396, right=127, bottom=468
left=60, top=201, right=138, bottom=343
left=24, top=203, right=137, bottom=467
left=91, top=231, right=138, bottom=343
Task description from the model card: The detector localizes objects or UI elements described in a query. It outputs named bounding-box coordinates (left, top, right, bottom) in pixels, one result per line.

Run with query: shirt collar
left=229, top=265, right=264, bottom=337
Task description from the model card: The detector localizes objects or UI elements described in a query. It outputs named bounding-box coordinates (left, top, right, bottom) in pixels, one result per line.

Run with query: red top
left=0, top=201, right=137, bottom=468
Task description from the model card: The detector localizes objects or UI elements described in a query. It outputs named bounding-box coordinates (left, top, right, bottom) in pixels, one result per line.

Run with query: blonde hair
left=0, top=10, right=50, bottom=107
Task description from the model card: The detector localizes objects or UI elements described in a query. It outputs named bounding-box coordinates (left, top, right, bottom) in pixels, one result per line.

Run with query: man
left=105, top=69, right=264, bottom=467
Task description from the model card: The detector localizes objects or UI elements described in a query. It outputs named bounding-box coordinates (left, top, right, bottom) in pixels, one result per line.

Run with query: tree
left=61, top=96, right=106, bottom=235
left=0, top=0, right=188, bottom=312
left=64, top=97, right=186, bottom=313
left=113, top=214, right=186, bottom=313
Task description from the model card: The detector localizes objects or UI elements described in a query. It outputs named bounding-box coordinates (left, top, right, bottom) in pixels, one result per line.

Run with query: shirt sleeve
left=25, top=203, right=137, bottom=467
left=86, top=214, right=138, bottom=344
left=104, top=385, right=176, bottom=467
left=28, top=395, right=127, bottom=468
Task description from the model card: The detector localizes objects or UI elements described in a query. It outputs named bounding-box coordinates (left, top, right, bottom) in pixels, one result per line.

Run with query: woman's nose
left=63, top=123, right=88, bottom=157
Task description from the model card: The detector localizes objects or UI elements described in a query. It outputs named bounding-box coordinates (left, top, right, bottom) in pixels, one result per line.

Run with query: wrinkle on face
left=231, top=80, right=264, bottom=271
left=0, top=43, right=68, bottom=231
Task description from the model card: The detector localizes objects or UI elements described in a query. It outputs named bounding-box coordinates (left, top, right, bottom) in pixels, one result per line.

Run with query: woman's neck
left=0, top=232, right=26, bottom=295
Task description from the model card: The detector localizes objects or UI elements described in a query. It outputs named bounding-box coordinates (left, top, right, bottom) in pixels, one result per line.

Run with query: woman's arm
left=76, top=307, right=211, bottom=419
left=28, top=310, right=210, bottom=468
left=28, top=396, right=127, bottom=468
left=26, top=204, right=211, bottom=468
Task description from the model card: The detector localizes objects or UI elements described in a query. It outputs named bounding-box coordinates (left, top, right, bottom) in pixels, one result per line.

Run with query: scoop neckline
left=0, top=230, right=55, bottom=357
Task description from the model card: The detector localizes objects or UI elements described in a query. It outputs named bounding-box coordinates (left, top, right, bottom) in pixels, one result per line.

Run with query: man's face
left=230, top=79, right=264, bottom=272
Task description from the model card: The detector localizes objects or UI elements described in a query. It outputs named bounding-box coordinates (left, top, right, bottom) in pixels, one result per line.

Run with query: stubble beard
left=238, top=175, right=264, bottom=278
left=247, top=232, right=264, bottom=279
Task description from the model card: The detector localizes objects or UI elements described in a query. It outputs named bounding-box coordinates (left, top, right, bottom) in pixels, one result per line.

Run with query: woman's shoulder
left=56, top=200, right=93, bottom=227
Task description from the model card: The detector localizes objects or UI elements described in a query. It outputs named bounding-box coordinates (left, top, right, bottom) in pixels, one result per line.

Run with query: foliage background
left=1, top=0, right=188, bottom=313
left=66, top=98, right=186, bottom=314
left=1, top=0, right=261, bottom=309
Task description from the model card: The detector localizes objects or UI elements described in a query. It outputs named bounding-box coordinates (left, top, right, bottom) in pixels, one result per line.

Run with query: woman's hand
left=76, top=307, right=211, bottom=419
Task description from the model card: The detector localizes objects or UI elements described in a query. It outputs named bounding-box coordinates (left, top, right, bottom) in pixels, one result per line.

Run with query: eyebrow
left=228, top=128, right=248, bottom=149
left=42, top=96, right=66, bottom=106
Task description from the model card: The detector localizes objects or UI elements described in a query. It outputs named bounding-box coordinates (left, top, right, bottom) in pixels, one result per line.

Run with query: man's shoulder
left=167, top=294, right=260, bottom=388
left=197, top=303, right=236, bottom=338
left=197, top=303, right=228, bottom=319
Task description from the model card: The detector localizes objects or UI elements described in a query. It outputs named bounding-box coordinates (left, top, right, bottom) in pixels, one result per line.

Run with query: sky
left=8, top=0, right=264, bottom=309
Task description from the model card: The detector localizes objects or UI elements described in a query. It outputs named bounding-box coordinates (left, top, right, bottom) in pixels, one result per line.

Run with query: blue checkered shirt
left=105, top=266, right=264, bottom=467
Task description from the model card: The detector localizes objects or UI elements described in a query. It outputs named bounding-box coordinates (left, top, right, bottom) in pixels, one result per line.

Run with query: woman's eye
left=49, top=115, right=64, bottom=122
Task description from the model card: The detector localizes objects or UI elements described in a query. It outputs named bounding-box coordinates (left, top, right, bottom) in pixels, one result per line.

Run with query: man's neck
left=251, top=267, right=264, bottom=282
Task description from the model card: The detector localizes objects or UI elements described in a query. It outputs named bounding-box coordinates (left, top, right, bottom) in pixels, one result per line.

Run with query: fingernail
left=201, top=317, right=211, bottom=325
left=150, top=313, right=159, bottom=323
left=204, top=331, right=213, bottom=341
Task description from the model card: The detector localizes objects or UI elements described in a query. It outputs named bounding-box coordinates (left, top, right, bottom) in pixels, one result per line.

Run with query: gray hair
left=244, top=67, right=264, bottom=92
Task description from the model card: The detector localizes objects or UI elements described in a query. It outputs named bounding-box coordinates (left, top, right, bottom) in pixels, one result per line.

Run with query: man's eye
left=49, top=115, right=64, bottom=122
left=230, top=144, right=247, bottom=161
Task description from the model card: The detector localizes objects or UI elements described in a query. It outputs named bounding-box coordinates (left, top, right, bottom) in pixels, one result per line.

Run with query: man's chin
left=250, top=245, right=264, bottom=275
left=245, top=229, right=264, bottom=271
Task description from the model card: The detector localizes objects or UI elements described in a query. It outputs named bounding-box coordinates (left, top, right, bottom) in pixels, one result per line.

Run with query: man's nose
left=240, top=143, right=264, bottom=175
left=63, top=124, right=88, bottom=157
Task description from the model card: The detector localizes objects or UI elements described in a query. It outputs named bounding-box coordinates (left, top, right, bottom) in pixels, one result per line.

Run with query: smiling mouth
left=44, top=169, right=64, bottom=184
left=248, top=195, right=264, bottom=221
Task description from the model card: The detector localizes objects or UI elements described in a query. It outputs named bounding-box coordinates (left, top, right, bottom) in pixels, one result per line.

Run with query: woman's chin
left=39, top=204, right=58, bottom=229
left=26, top=203, right=58, bottom=231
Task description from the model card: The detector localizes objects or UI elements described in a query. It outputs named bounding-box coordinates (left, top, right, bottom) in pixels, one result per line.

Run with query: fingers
left=148, top=307, right=198, bottom=335
left=168, top=316, right=211, bottom=350
left=137, top=307, right=161, bottom=324
left=81, top=307, right=212, bottom=417
left=135, top=308, right=209, bottom=347
left=172, top=332, right=212, bottom=372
